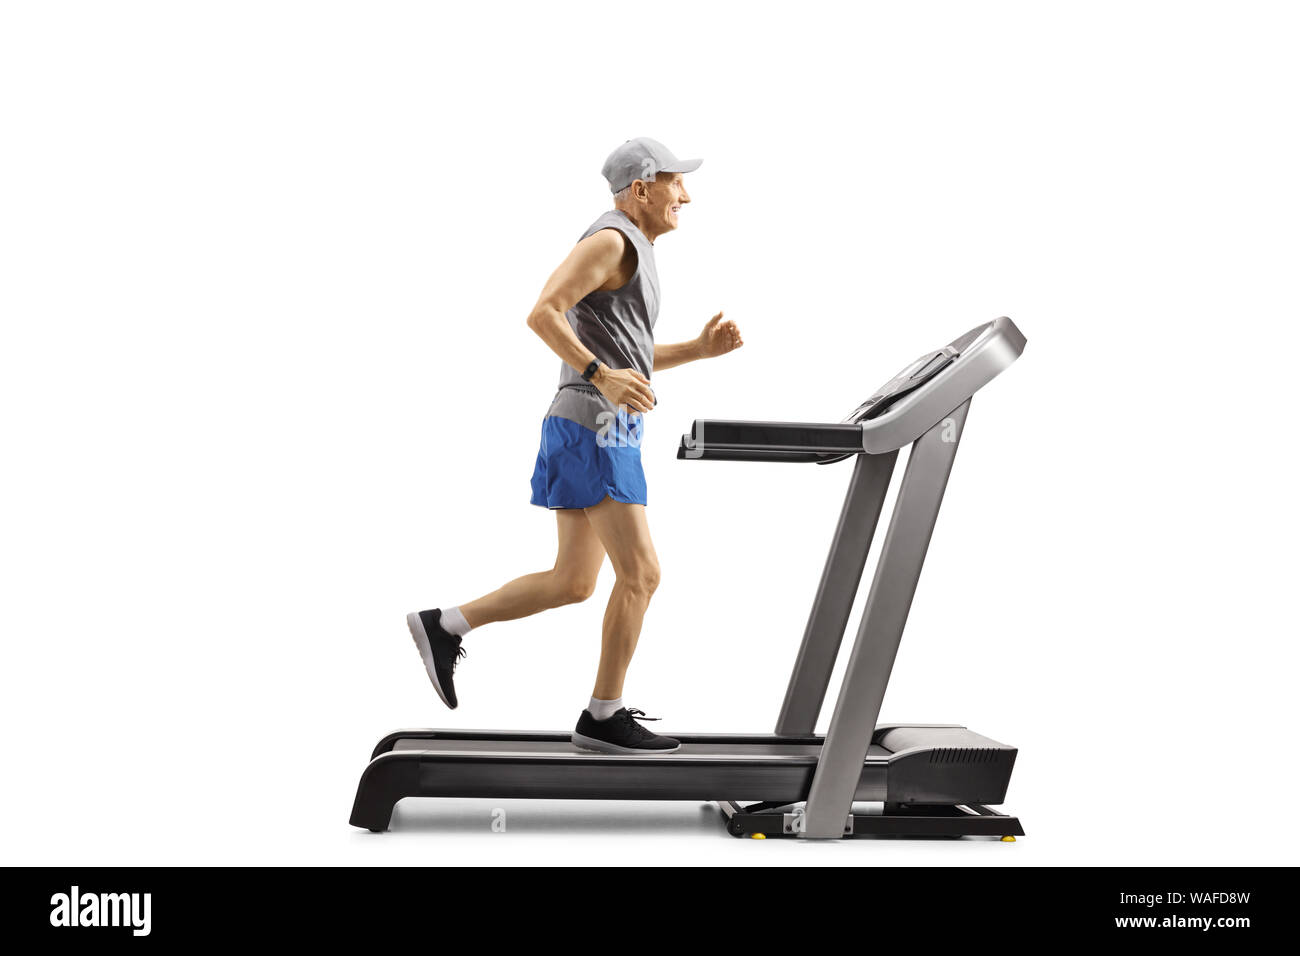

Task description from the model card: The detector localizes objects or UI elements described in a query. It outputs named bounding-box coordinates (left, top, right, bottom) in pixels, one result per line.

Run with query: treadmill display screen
left=843, top=348, right=956, bottom=423
left=840, top=321, right=992, bottom=425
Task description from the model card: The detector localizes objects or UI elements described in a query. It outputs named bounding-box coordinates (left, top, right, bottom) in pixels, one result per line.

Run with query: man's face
left=641, top=172, right=691, bottom=233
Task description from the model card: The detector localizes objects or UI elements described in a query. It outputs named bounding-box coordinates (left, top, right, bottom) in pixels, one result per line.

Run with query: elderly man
left=407, top=137, right=743, bottom=754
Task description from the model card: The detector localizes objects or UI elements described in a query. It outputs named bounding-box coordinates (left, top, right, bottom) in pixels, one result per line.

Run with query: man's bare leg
left=455, top=509, right=605, bottom=628
left=410, top=510, right=605, bottom=710
left=581, top=496, right=661, bottom=700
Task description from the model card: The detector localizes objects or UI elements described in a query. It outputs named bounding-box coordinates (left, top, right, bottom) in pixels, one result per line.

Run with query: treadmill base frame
left=717, top=799, right=1025, bottom=839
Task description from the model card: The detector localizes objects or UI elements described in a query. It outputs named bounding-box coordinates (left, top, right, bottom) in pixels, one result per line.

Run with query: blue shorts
left=529, top=405, right=648, bottom=510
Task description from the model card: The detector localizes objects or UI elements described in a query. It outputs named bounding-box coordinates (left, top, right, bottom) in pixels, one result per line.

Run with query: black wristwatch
left=581, top=359, right=602, bottom=382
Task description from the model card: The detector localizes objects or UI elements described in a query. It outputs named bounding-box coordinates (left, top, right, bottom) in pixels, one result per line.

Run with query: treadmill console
left=841, top=347, right=958, bottom=424
left=678, top=317, right=1024, bottom=465
left=842, top=321, right=992, bottom=425
left=810, top=320, right=1015, bottom=464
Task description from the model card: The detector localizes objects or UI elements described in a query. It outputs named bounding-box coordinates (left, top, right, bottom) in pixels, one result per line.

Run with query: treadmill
left=351, top=316, right=1027, bottom=839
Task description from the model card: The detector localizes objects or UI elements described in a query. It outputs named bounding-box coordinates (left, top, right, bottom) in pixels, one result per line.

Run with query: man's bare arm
left=525, top=231, right=658, bottom=413
left=652, top=340, right=703, bottom=372
left=653, top=311, right=744, bottom=372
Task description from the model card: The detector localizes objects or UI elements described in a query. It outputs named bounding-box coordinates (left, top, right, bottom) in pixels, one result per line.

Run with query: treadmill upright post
left=801, top=399, right=971, bottom=839
left=775, top=450, right=897, bottom=736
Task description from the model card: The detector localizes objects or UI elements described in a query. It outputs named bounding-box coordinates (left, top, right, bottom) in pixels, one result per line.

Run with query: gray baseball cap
left=601, top=137, right=702, bottom=194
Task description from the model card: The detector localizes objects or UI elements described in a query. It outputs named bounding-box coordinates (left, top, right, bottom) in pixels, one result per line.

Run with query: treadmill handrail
left=678, top=419, right=867, bottom=461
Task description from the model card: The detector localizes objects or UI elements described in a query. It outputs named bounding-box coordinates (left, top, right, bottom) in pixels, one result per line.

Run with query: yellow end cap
left=1001, top=835, right=1017, bottom=842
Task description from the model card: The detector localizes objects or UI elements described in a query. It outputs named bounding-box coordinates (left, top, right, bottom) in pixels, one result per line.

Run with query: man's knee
left=553, top=571, right=599, bottom=606
left=619, top=560, right=660, bottom=598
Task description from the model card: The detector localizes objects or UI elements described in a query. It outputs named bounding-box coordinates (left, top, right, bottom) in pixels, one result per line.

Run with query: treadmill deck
left=350, top=726, right=1018, bottom=832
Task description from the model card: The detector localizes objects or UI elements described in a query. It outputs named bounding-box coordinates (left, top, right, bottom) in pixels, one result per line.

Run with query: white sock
left=588, top=696, right=623, bottom=720
left=439, top=606, right=471, bottom=637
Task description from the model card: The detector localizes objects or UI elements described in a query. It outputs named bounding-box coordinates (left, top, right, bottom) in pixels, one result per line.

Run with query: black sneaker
left=572, top=707, right=681, bottom=754
left=406, top=609, right=465, bottom=709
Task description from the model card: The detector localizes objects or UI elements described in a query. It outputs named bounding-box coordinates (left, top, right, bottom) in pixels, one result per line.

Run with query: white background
left=3, top=0, right=1297, bottom=866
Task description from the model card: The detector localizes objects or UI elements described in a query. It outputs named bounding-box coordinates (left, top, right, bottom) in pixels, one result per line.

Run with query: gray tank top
left=556, top=209, right=660, bottom=390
